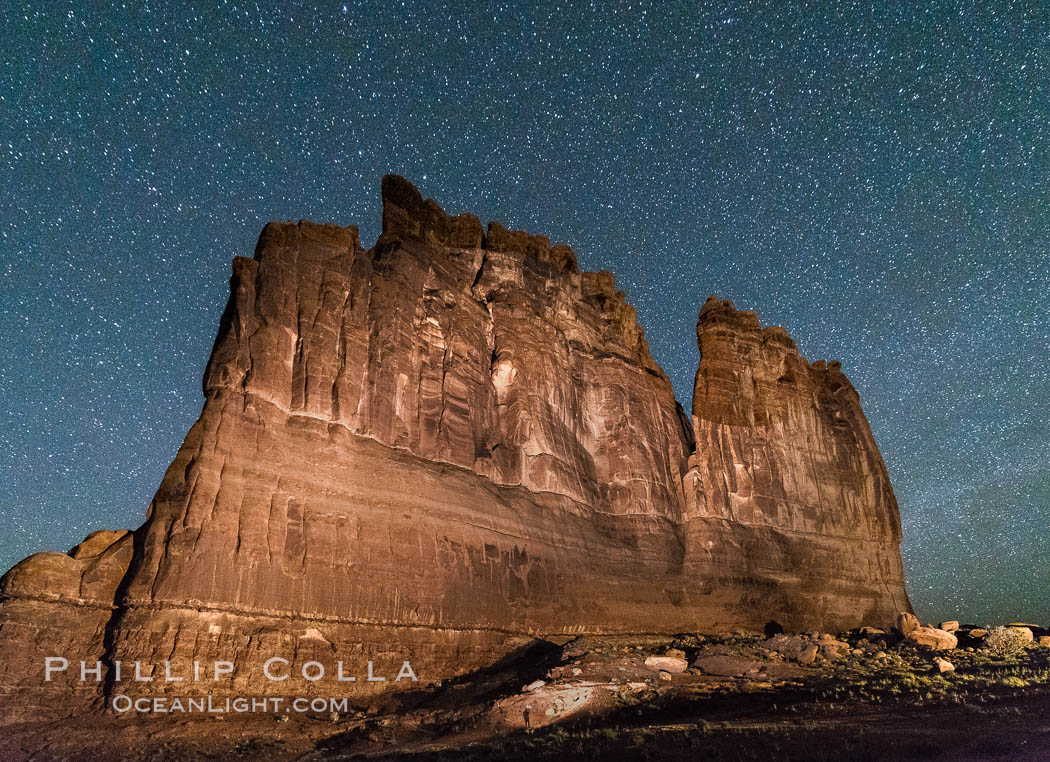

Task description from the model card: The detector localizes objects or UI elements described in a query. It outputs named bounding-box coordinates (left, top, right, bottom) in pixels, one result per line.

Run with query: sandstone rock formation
left=0, top=175, right=911, bottom=718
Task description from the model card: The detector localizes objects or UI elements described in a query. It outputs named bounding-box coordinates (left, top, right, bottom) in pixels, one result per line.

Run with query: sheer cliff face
left=679, top=298, right=910, bottom=629
left=686, top=298, right=902, bottom=542
left=0, top=176, right=910, bottom=710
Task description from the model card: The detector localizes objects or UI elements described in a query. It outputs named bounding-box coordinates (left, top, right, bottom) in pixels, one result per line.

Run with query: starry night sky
left=2, top=2, right=1047, bottom=625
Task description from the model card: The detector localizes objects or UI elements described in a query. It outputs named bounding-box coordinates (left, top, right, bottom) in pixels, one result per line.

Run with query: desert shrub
left=985, top=627, right=1028, bottom=658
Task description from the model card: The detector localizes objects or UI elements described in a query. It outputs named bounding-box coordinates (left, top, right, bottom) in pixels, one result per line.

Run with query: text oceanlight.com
left=111, top=695, right=358, bottom=714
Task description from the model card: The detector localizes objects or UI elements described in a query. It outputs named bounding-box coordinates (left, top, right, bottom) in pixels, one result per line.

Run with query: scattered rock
left=766, top=634, right=809, bottom=661
left=657, top=671, right=672, bottom=682
left=692, top=655, right=766, bottom=678
left=905, top=626, right=958, bottom=651
left=939, top=620, right=959, bottom=632
left=561, top=637, right=596, bottom=660
left=818, top=640, right=850, bottom=661
left=645, top=656, right=688, bottom=674
left=968, top=628, right=988, bottom=639
left=798, top=644, right=819, bottom=665
left=766, top=633, right=848, bottom=666
left=1038, top=637, right=1050, bottom=648
left=896, top=612, right=920, bottom=636
left=933, top=657, right=955, bottom=673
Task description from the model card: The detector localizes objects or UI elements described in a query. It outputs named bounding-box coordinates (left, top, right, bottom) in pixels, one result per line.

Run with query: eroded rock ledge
left=0, top=176, right=910, bottom=717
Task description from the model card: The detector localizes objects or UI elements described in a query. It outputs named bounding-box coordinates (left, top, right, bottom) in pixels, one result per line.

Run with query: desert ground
left=5, top=620, right=1049, bottom=761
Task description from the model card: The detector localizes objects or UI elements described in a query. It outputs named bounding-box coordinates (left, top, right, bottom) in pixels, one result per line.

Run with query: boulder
left=896, top=612, right=921, bottom=636
left=817, top=640, right=851, bottom=661
left=765, top=634, right=809, bottom=661
left=939, top=620, right=960, bottom=632
left=1008, top=626, right=1035, bottom=643
left=933, top=657, right=955, bottom=673
left=692, top=655, right=765, bottom=678
left=906, top=626, right=958, bottom=651
left=645, top=656, right=688, bottom=674
left=766, top=633, right=841, bottom=665
left=798, top=644, right=820, bottom=665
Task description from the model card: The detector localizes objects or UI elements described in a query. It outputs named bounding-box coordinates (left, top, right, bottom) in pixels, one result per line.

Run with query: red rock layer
left=0, top=176, right=910, bottom=715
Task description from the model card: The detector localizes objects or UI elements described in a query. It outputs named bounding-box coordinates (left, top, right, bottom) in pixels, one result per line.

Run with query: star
left=1, top=0, right=1047, bottom=624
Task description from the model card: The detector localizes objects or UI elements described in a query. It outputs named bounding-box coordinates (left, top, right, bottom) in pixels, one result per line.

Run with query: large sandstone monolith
left=0, top=176, right=911, bottom=720
left=680, top=297, right=911, bottom=627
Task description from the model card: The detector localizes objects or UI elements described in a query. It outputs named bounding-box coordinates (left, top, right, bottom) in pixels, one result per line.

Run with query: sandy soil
left=5, top=631, right=1049, bottom=761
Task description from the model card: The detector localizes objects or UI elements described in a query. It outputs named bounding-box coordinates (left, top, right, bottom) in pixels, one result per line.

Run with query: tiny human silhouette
left=523, top=704, right=531, bottom=732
